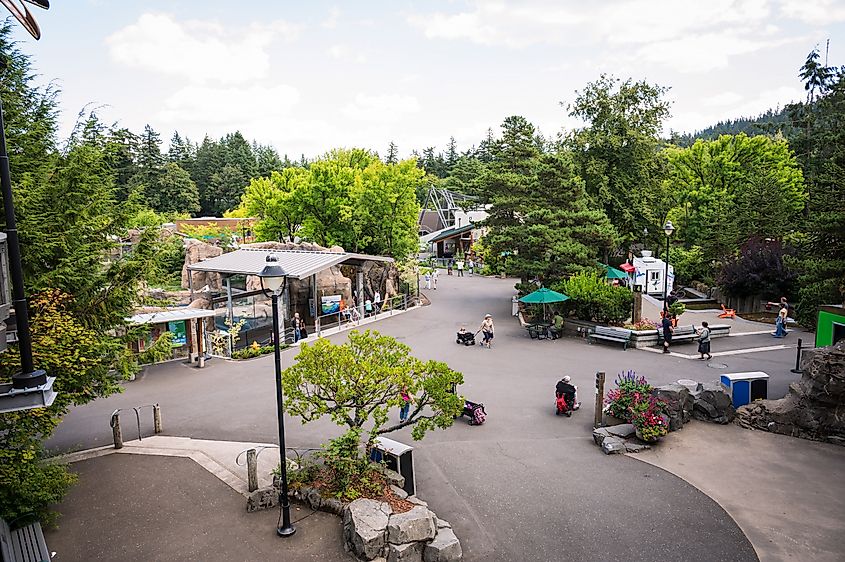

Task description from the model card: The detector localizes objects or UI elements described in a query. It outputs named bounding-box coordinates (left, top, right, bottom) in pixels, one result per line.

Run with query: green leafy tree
left=282, top=330, right=464, bottom=443
left=666, top=134, right=806, bottom=261
left=567, top=75, right=672, bottom=246
left=238, top=167, right=308, bottom=242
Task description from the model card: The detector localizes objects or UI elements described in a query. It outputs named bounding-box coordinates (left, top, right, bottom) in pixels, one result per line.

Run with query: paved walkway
left=45, top=273, right=839, bottom=561
left=44, top=454, right=346, bottom=562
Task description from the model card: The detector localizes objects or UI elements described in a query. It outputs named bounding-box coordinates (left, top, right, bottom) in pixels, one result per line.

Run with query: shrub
left=137, top=331, right=175, bottom=365
left=231, top=342, right=280, bottom=360
left=717, top=237, right=797, bottom=299
left=315, top=429, right=384, bottom=501
left=604, top=371, right=653, bottom=421
left=555, top=272, right=633, bottom=324
left=670, top=246, right=711, bottom=285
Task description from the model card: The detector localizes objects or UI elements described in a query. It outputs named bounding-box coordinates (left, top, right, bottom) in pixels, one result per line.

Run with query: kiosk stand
left=370, top=437, right=416, bottom=496
left=720, top=372, right=769, bottom=409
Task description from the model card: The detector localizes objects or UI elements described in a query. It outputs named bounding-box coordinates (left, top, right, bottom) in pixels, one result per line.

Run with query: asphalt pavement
left=47, top=273, right=784, bottom=561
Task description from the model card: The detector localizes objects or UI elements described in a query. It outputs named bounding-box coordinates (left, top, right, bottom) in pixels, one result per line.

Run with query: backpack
left=472, top=405, right=486, bottom=425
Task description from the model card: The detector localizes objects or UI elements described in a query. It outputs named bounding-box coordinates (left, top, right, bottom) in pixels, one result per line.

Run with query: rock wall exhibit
left=736, top=340, right=845, bottom=445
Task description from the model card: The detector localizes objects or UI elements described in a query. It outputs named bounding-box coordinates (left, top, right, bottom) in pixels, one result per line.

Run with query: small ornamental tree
left=282, top=330, right=464, bottom=443
left=716, top=237, right=797, bottom=299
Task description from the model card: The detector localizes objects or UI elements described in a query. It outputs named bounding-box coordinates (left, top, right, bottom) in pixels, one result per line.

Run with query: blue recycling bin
left=720, top=371, right=769, bottom=409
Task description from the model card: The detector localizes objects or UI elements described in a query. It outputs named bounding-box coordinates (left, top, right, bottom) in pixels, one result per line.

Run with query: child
left=399, top=387, right=412, bottom=422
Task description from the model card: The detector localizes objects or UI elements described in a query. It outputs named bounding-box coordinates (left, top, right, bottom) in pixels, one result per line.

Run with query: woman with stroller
left=479, top=314, right=494, bottom=348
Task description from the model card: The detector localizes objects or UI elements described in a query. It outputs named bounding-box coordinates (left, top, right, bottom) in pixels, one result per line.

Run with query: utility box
left=370, top=436, right=415, bottom=496
left=720, top=372, right=769, bottom=409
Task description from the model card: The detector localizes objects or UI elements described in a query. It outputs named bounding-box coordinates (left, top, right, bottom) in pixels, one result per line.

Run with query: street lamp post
left=258, top=254, right=296, bottom=538
left=662, top=220, right=675, bottom=312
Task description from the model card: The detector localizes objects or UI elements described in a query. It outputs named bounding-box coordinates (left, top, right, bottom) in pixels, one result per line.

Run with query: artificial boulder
left=387, top=541, right=423, bottom=562
left=693, top=382, right=735, bottom=424
left=735, top=340, right=845, bottom=445
left=652, top=384, right=694, bottom=431
left=387, top=506, right=436, bottom=544
left=344, top=498, right=393, bottom=560
left=424, top=527, right=462, bottom=562
left=181, top=239, right=223, bottom=290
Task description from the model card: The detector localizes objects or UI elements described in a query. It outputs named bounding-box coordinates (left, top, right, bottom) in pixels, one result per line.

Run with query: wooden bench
left=1, top=517, right=50, bottom=562
left=587, top=326, right=632, bottom=350
left=657, top=325, right=697, bottom=345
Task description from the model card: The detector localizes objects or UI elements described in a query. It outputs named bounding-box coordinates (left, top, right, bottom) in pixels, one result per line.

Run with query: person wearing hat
left=479, top=314, right=495, bottom=348
left=555, top=376, right=578, bottom=411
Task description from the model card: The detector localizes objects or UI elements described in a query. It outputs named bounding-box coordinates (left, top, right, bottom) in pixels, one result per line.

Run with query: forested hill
left=671, top=106, right=795, bottom=146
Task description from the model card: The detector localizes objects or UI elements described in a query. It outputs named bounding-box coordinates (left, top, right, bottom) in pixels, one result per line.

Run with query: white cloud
left=670, top=85, right=802, bottom=133
left=778, top=0, right=845, bottom=24
left=634, top=32, right=790, bottom=73
left=342, top=93, right=421, bottom=122
left=702, top=92, right=744, bottom=107
left=158, top=84, right=300, bottom=125
left=326, top=44, right=368, bottom=64
left=106, top=13, right=300, bottom=84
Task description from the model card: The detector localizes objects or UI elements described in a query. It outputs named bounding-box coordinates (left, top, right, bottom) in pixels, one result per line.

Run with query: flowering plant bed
left=604, top=371, right=668, bottom=442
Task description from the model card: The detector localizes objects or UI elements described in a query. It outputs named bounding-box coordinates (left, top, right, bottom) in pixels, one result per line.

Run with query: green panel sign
left=168, top=320, right=187, bottom=346
left=816, top=310, right=845, bottom=348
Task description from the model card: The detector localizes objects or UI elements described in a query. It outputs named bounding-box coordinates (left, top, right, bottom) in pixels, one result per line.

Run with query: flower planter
left=635, top=426, right=661, bottom=443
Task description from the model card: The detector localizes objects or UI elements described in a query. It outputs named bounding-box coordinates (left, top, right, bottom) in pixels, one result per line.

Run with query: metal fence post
left=791, top=338, right=803, bottom=374
left=110, top=411, right=123, bottom=449
left=247, top=448, right=258, bottom=492
left=594, top=371, right=606, bottom=429
left=153, top=404, right=162, bottom=434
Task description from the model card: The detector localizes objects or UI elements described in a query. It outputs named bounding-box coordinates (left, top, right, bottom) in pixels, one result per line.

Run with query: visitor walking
left=479, top=313, right=495, bottom=348
left=468, top=258, right=474, bottom=276
left=293, top=312, right=303, bottom=343
left=773, top=303, right=789, bottom=338
left=661, top=312, right=674, bottom=354
left=424, top=271, right=431, bottom=290
left=456, top=259, right=464, bottom=277
left=374, top=290, right=382, bottom=314
left=447, top=260, right=453, bottom=275
left=696, top=321, right=712, bottom=360
left=432, top=267, right=438, bottom=290
left=399, top=386, right=412, bottom=422
left=365, top=298, right=373, bottom=317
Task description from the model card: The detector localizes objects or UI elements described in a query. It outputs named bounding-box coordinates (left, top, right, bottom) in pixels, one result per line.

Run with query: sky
left=8, top=0, right=845, bottom=159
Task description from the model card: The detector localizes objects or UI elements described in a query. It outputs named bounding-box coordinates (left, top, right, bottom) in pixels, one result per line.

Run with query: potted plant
left=629, top=395, right=669, bottom=442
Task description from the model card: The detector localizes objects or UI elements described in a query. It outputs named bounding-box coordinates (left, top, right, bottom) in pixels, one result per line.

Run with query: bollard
left=247, top=448, right=258, bottom=492
left=594, top=371, right=606, bottom=429
left=111, top=412, right=123, bottom=449
left=791, top=338, right=803, bottom=374
left=153, top=404, right=162, bottom=434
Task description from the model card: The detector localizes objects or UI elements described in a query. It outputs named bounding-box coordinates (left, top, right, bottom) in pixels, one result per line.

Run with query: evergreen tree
left=147, top=162, right=200, bottom=215
left=193, top=135, right=226, bottom=215
left=445, top=136, right=458, bottom=170
left=253, top=142, right=284, bottom=177
left=207, top=164, right=247, bottom=216
left=385, top=141, right=398, bottom=164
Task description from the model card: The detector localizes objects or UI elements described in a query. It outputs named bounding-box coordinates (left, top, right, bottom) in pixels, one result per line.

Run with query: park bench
left=1, top=517, right=50, bottom=562
left=587, top=326, right=632, bottom=350
left=657, top=325, right=698, bottom=345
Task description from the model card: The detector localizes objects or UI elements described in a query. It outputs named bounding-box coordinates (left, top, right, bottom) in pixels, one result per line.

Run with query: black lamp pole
left=662, top=221, right=674, bottom=312
left=271, top=290, right=296, bottom=537
left=0, top=89, right=46, bottom=390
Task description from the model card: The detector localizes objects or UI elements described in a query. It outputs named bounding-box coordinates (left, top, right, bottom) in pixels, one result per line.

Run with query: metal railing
left=311, top=294, right=411, bottom=337
left=109, top=404, right=162, bottom=449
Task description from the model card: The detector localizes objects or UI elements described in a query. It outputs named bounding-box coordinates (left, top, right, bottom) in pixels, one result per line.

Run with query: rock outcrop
left=182, top=239, right=223, bottom=290
left=692, top=382, right=735, bottom=424
left=736, top=340, right=845, bottom=445
left=652, top=384, right=694, bottom=431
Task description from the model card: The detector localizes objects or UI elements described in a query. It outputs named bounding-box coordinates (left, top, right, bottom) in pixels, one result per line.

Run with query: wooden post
left=247, top=448, right=258, bottom=493
left=111, top=412, right=123, bottom=449
left=153, top=404, right=162, bottom=434
left=594, top=371, right=606, bottom=429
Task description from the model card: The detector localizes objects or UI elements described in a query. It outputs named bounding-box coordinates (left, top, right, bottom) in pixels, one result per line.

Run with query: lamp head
left=259, top=254, right=287, bottom=293
left=663, top=220, right=675, bottom=237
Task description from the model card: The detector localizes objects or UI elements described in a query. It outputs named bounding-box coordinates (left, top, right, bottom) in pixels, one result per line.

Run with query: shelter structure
left=424, top=223, right=476, bottom=259
left=187, top=248, right=393, bottom=345
left=127, top=308, right=216, bottom=363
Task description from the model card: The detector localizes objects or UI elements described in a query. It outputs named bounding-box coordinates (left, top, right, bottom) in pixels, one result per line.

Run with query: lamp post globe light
left=258, top=254, right=296, bottom=538
left=662, top=220, right=675, bottom=312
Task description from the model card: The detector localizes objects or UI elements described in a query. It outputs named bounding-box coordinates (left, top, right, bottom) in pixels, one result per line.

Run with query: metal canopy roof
left=187, top=248, right=393, bottom=280
left=428, top=223, right=474, bottom=244
left=128, top=308, right=218, bottom=325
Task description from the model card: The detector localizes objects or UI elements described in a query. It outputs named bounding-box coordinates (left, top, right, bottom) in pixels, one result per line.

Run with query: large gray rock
left=387, top=506, right=436, bottom=544
left=384, top=468, right=405, bottom=489
left=592, top=427, right=611, bottom=446
left=693, top=382, right=735, bottom=424
left=388, top=541, right=424, bottom=562
left=601, top=436, right=626, bottom=454
left=344, top=499, right=392, bottom=560
left=424, top=527, right=463, bottom=562
left=653, top=384, right=694, bottom=431
left=736, top=340, right=845, bottom=445
left=606, top=424, right=635, bottom=438
left=246, top=486, right=278, bottom=512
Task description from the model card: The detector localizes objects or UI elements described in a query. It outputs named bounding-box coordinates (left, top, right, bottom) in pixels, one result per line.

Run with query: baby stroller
left=456, top=330, right=476, bottom=346
left=460, top=400, right=487, bottom=425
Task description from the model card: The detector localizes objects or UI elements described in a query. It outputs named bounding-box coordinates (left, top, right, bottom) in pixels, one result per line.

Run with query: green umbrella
left=599, top=262, right=628, bottom=280
left=519, top=287, right=570, bottom=321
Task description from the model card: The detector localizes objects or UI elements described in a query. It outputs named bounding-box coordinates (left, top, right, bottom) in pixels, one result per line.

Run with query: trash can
left=370, top=437, right=415, bottom=496
left=720, top=372, right=769, bottom=409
